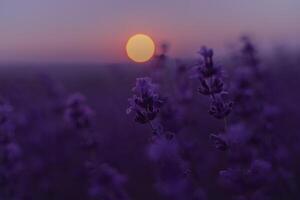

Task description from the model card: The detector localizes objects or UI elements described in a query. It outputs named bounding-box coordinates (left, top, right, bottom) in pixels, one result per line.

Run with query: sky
left=1, top=0, right=300, bottom=63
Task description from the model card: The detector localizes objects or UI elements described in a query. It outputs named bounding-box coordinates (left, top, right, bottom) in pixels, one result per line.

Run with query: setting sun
left=126, top=34, right=155, bottom=63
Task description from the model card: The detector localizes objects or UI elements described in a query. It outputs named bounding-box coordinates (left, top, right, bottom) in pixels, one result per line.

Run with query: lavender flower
left=64, top=93, right=94, bottom=129
left=127, top=77, right=165, bottom=125
left=197, top=47, right=219, bottom=78
left=196, top=47, right=233, bottom=120
left=152, top=43, right=169, bottom=71
left=195, top=46, right=233, bottom=152
left=208, top=93, right=233, bottom=119
left=198, top=77, right=223, bottom=95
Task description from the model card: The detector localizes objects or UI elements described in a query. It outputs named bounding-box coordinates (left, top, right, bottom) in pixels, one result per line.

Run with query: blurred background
left=0, top=0, right=300, bottom=200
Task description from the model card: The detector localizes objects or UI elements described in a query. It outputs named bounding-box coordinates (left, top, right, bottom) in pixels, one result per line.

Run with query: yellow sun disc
left=126, top=34, right=155, bottom=63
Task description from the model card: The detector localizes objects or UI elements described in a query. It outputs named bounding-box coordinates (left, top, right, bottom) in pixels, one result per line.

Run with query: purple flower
left=196, top=46, right=220, bottom=78
left=209, top=94, right=233, bottom=119
left=198, top=77, right=224, bottom=95
left=64, top=93, right=94, bottom=129
left=127, top=77, right=165, bottom=124
left=195, top=47, right=233, bottom=122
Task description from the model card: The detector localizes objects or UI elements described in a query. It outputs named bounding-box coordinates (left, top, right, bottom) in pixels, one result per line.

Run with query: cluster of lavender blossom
left=0, top=37, right=299, bottom=199
left=126, top=38, right=298, bottom=200
left=195, top=46, right=233, bottom=150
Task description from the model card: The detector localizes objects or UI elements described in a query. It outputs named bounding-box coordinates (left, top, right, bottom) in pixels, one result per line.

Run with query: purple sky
left=1, top=0, right=300, bottom=63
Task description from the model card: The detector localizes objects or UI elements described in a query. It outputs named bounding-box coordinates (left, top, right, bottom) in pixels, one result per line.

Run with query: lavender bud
left=127, top=77, right=165, bottom=125
left=209, top=96, right=233, bottom=119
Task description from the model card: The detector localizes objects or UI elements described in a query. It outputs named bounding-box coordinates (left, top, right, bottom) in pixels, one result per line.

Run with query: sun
left=126, top=34, right=155, bottom=63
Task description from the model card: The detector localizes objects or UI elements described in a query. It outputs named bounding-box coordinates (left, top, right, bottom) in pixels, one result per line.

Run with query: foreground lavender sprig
left=195, top=46, right=233, bottom=150
left=127, top=77, right=165, bottom=134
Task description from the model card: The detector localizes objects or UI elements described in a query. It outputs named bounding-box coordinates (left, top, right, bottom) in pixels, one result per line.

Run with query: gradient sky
left=1, top=0, right=300, bottom=63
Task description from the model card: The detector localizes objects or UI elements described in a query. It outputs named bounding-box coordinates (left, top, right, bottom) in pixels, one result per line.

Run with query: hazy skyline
left=1, top=0, right=300, bottom=63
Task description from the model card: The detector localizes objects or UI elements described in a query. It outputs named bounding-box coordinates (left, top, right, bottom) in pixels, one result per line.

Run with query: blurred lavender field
left=1, top=39, right=300, bottom=200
